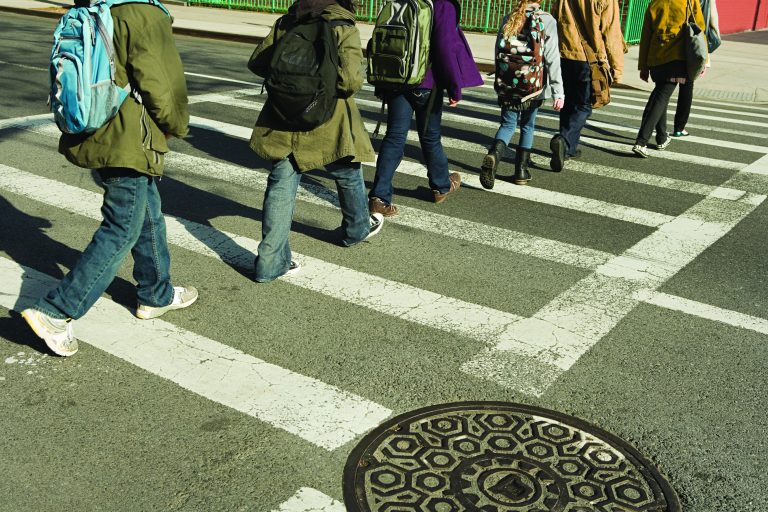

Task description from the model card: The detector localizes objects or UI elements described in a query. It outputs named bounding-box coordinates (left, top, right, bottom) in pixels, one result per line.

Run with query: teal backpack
left=367, top=0, right=434, bottom=87
left=49, top=0, right=170, bottom=134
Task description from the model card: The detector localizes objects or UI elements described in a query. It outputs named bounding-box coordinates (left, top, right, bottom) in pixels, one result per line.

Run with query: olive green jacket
left=638, top=0, right=707, bottom=71
left=58, top=4, right=189, bottom=176
left=247, top=5, right=376, bottom=172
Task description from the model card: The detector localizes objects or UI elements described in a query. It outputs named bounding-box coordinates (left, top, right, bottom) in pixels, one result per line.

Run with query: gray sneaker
left=21, top=308, right=78, bottom=357
left=656, top=138, right=672, bottom=151
left=632, top=144, right=649, bottom=158
left=136, top=286, right=198, bottom=320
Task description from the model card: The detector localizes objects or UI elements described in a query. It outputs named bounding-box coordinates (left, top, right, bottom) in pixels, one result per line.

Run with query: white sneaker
left=21, top=308, right=78, bottom=357
left=632, top=144, right=649, bottom=158
left=366, top=213, right=384, bottom=240
left=136, top=286, right=198, bottom=320
left=656, top=138, right=672, bottom=151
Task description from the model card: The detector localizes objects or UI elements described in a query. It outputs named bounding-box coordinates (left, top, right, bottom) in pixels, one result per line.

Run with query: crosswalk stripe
left=609, top=91, right=768, bottom=118
left=0, top=257, right=392, bottom=451
left=741, top=153, right=768, bottom=175
left=166, top=152, right=612, bottom=269
left=271, top=488, right=344, bottom=512
left=461, top=184, right=766, bottom=396
left=192, top=88, right=750, bottom=170
left=635, top=290, right=768, bottom=335
left=0, top=163, right=524, bottom=349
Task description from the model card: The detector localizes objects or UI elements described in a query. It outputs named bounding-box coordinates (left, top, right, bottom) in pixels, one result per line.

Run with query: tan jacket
left=552, top=0, right=625, bottom=83
left=638, top=0, right=706, bottom=70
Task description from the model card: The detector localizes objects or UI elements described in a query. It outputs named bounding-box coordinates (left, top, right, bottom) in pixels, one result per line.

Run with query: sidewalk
left=2, top=0, right=767, bottom=103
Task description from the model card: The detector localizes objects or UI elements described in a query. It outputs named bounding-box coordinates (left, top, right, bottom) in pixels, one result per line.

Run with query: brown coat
left=638, top=0, right=707, bottom=70
left=552, top=0, right=625, bottom=83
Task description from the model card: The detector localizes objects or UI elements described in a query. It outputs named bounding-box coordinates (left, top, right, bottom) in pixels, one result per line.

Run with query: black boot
left=480, top=139, right=506, bottom=190
left=549, top=134, right=566, bottom=172
left=513, top=148, right=531, bottom=185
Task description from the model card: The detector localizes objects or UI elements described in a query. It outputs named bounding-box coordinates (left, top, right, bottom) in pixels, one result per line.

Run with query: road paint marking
left=187, top=113, right=677, bottom=228
left=636, top=290, right=768, bottom=335
left=0, top=257, right=391, bottom=451
left=461, top=187, right=766, bottom=396
left=271, top=488, right=344, bottom=512
left=609, top=91, right=768, bottom=117
left=0, top=113, right=51, bottom=131
left=166, top=152, right=612, bottom=269
left=741, top=154, right=768, bottom=176
left=0, top=59, right=47, bottom=72
left=197, top=88, right=750, bottom=169
left=185, top=71, right=260, bottom=86
left=0, top=164, right=524, bottom=347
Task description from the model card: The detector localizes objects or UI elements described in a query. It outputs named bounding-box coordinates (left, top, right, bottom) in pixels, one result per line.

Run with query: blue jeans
left=559, top=59, right=592, bottom=157
left=494, top=106, right=540, bottom=149
left=370, top=88, right=451, bottom=204
left=35, top=168, right=174, bottom=320
left=255, top=156, right=370, bottom=282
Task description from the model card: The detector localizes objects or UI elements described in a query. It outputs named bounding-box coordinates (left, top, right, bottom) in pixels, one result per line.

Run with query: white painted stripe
left=741, top=154, right=768, bottom=176
left=0, top=113, right=51, bottom=131
left=184, top=71, right=260, bottom=87
left=0, top=257, right=391, bottom=451
left=461, top=187, right=766, bottom=396
left=636, top=290, right=768, bottom=335
left=166, top=152, right=612, bottom=269
left=272, top=488, right=344, bottom=512
left=0, top=59, right=46, bottom=72
left=0, top=164, right=524, bottom=348
left=610, top=91, right=768, bottom=117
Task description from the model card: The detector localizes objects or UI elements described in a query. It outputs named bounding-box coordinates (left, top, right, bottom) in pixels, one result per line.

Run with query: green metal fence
left=185, top=0, right=650, bottom=42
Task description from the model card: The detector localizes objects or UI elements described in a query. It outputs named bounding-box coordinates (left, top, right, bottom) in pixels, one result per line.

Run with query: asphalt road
left=1, top=12, right=767, bottom=512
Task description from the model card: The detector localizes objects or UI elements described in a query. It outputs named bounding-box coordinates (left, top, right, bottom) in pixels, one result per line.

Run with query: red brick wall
left=717, top=0, right=768, bottom=33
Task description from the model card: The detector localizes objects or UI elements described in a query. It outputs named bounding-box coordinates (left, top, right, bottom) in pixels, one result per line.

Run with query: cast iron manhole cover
left=343, top=402, right=680, bottom=512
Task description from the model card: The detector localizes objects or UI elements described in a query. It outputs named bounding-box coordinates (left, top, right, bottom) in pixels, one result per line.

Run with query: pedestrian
left=247, top=0, right=383, bottom=283
left=22, top=0, right=196, bottom=357
left=549, top=0, right=624, bottom=172
left=632, top=0, right=707, bottom=158
left=670, top=0, right=719, bottom=138
left=367, top=0, right=483, bottom=217
left=481, top=0, right=564, bottom=189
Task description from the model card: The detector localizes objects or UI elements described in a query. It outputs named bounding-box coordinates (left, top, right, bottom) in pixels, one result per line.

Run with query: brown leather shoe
left=369, top=197, right=399, bottom=217
left=433, top=172, right=461, bottom=203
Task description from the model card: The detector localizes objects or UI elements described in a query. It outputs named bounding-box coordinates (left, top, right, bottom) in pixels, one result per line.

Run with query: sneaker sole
left=21, top=310, right=78, bottom=356
left=136, top=293, right=199, bottom=320
left=632, top=148, right=649, bottom=158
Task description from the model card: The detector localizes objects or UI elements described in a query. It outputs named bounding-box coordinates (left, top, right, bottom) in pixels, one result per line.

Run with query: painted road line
left=0, top=164, right=524, bottom=347
left=0, top=111, right=694, bottom=228
left=610, top=91, right=768, bottom=116
left=0, top=113, right=50, bottom=131
left=195, top=88, right=749, bottom=169
left=461, top=187, right=766, bottom=396
left=184, top=71, right=260, bottom=87
left=188, top=113, right=675, bottom=228
left=166, top=152, right=612, bottom=269
left=0, top=59, right=46, bottom=72
left=271, top=488, right=345, bottom=512
left=741, top=154, right=768, bottom=176
left=0, top=257, right=391, bottom=451
left=636, top=290, right=768, bottom=336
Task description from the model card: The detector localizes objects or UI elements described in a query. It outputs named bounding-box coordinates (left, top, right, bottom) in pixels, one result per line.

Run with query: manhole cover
left=343, top=402, right=679, bottom=512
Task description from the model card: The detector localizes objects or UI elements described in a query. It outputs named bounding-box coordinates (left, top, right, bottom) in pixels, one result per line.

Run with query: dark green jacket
left=58, top=4, right=189, bottom=176
left=247, top=5, right=375, bottom=171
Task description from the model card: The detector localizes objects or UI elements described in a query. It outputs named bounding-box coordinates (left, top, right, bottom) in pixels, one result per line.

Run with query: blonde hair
left=502, top=1, right=535, bottom=39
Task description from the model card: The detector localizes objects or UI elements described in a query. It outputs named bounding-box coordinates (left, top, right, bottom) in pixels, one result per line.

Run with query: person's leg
left=326, top=158, right=371, bottom=246
left=481, top=107, right=519, bottom=189
left=131, top=175, right=174, bottom=308
left=369, top=93, right=413, bottom=206
left=34, top=168, right=148, bottom=320
left=254, top=157, right=302, bottom=282
left=636, top=82, right=677, bottom=147
left=674, top=80, right=694, bottom=134
left=412, top=88, right=453, bottom=195
left=559, top=60, right=592, bottom=156
left=517, top=106, right=538, bottom=150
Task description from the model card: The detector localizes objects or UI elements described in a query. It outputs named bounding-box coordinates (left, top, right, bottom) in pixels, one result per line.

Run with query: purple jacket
left=420, top=0, right=483, bottom=101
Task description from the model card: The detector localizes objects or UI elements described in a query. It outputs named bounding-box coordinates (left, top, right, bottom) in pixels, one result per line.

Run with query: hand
left=552, top=98, right=564, bottom=112
left=640, top=69, right=649, bottom=82
left=447, top=98, right=459, bottom=107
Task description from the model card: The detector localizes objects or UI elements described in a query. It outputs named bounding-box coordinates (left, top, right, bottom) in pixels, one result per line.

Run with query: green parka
left=58, top=4, right=189, bottom=176
left=247, top=4, right=375, bottom=172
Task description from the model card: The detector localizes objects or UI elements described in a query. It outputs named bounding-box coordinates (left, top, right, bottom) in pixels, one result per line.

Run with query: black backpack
left=265, top=15, right=352, bottom=131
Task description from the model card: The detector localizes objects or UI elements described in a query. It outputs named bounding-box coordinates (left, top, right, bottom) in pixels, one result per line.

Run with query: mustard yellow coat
left=638, top=0, right=707, bottom=71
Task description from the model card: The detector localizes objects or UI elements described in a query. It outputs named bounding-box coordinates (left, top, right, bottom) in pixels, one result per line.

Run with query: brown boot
left=368, top=197, right=399, bottom=217
left=480, top=139, right=506, bottom=190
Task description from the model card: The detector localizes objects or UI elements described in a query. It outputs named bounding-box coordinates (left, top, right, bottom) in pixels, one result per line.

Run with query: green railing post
left=482, top=0, right=493, bottom=33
